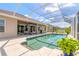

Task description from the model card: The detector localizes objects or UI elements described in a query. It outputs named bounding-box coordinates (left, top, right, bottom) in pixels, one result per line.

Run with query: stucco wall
left=0, top=16, right=17, bottom=38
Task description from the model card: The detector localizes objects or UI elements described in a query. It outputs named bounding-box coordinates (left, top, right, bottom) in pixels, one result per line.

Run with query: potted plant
left=57, top=38, right=79, bottom=56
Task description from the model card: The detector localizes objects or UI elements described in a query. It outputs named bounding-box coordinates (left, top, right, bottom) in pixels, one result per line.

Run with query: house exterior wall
left=0, top=16, right=17, bottom=38
left=0, top=15, right=48, bottom=39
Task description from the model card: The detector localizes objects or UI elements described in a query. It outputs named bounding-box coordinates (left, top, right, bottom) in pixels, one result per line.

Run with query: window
left=25, top=25, right=28, bottom=31
left=0, top=19, right=5, bottom=32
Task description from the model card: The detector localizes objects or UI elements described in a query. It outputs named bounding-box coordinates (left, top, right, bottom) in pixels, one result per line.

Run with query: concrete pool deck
left=0, top=34, right=79, bottom=56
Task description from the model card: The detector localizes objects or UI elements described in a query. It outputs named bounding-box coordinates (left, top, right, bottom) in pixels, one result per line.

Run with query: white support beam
left=76, top=15, right=78, bottom=39
left=74, top=15, right=78, bottom=39
left=36, top=24, right=39, bottom=34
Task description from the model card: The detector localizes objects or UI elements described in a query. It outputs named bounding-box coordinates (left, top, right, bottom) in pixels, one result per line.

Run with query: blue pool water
left=27, top=34, right=66, bottom=50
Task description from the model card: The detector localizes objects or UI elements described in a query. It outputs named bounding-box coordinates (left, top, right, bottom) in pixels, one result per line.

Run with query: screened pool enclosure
left=0, top=3, right=79, bottom=39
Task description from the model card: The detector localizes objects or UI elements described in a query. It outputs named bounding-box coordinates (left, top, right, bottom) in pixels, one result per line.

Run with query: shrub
left=57, top=38, right=79, bottom=55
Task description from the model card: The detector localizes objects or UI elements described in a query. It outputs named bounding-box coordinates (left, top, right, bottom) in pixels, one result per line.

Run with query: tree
left=65, top=27, right=71, bottom=37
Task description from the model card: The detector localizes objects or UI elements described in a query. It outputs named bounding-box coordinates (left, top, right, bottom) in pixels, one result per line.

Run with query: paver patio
left=0, top=35, right=79, bottom=56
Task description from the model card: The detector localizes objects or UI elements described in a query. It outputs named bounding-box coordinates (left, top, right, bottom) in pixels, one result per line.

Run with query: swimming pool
left=26, top=34, right=66, bottom=50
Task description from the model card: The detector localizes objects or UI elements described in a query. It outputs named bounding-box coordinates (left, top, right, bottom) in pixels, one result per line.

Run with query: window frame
left=0, top=18, right=6, bottom=32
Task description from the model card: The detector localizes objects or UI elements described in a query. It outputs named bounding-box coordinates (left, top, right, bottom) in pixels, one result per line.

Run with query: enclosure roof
left=50, top=22, right=71, bottom=28
left=0, top=3, right=78, bottom=25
